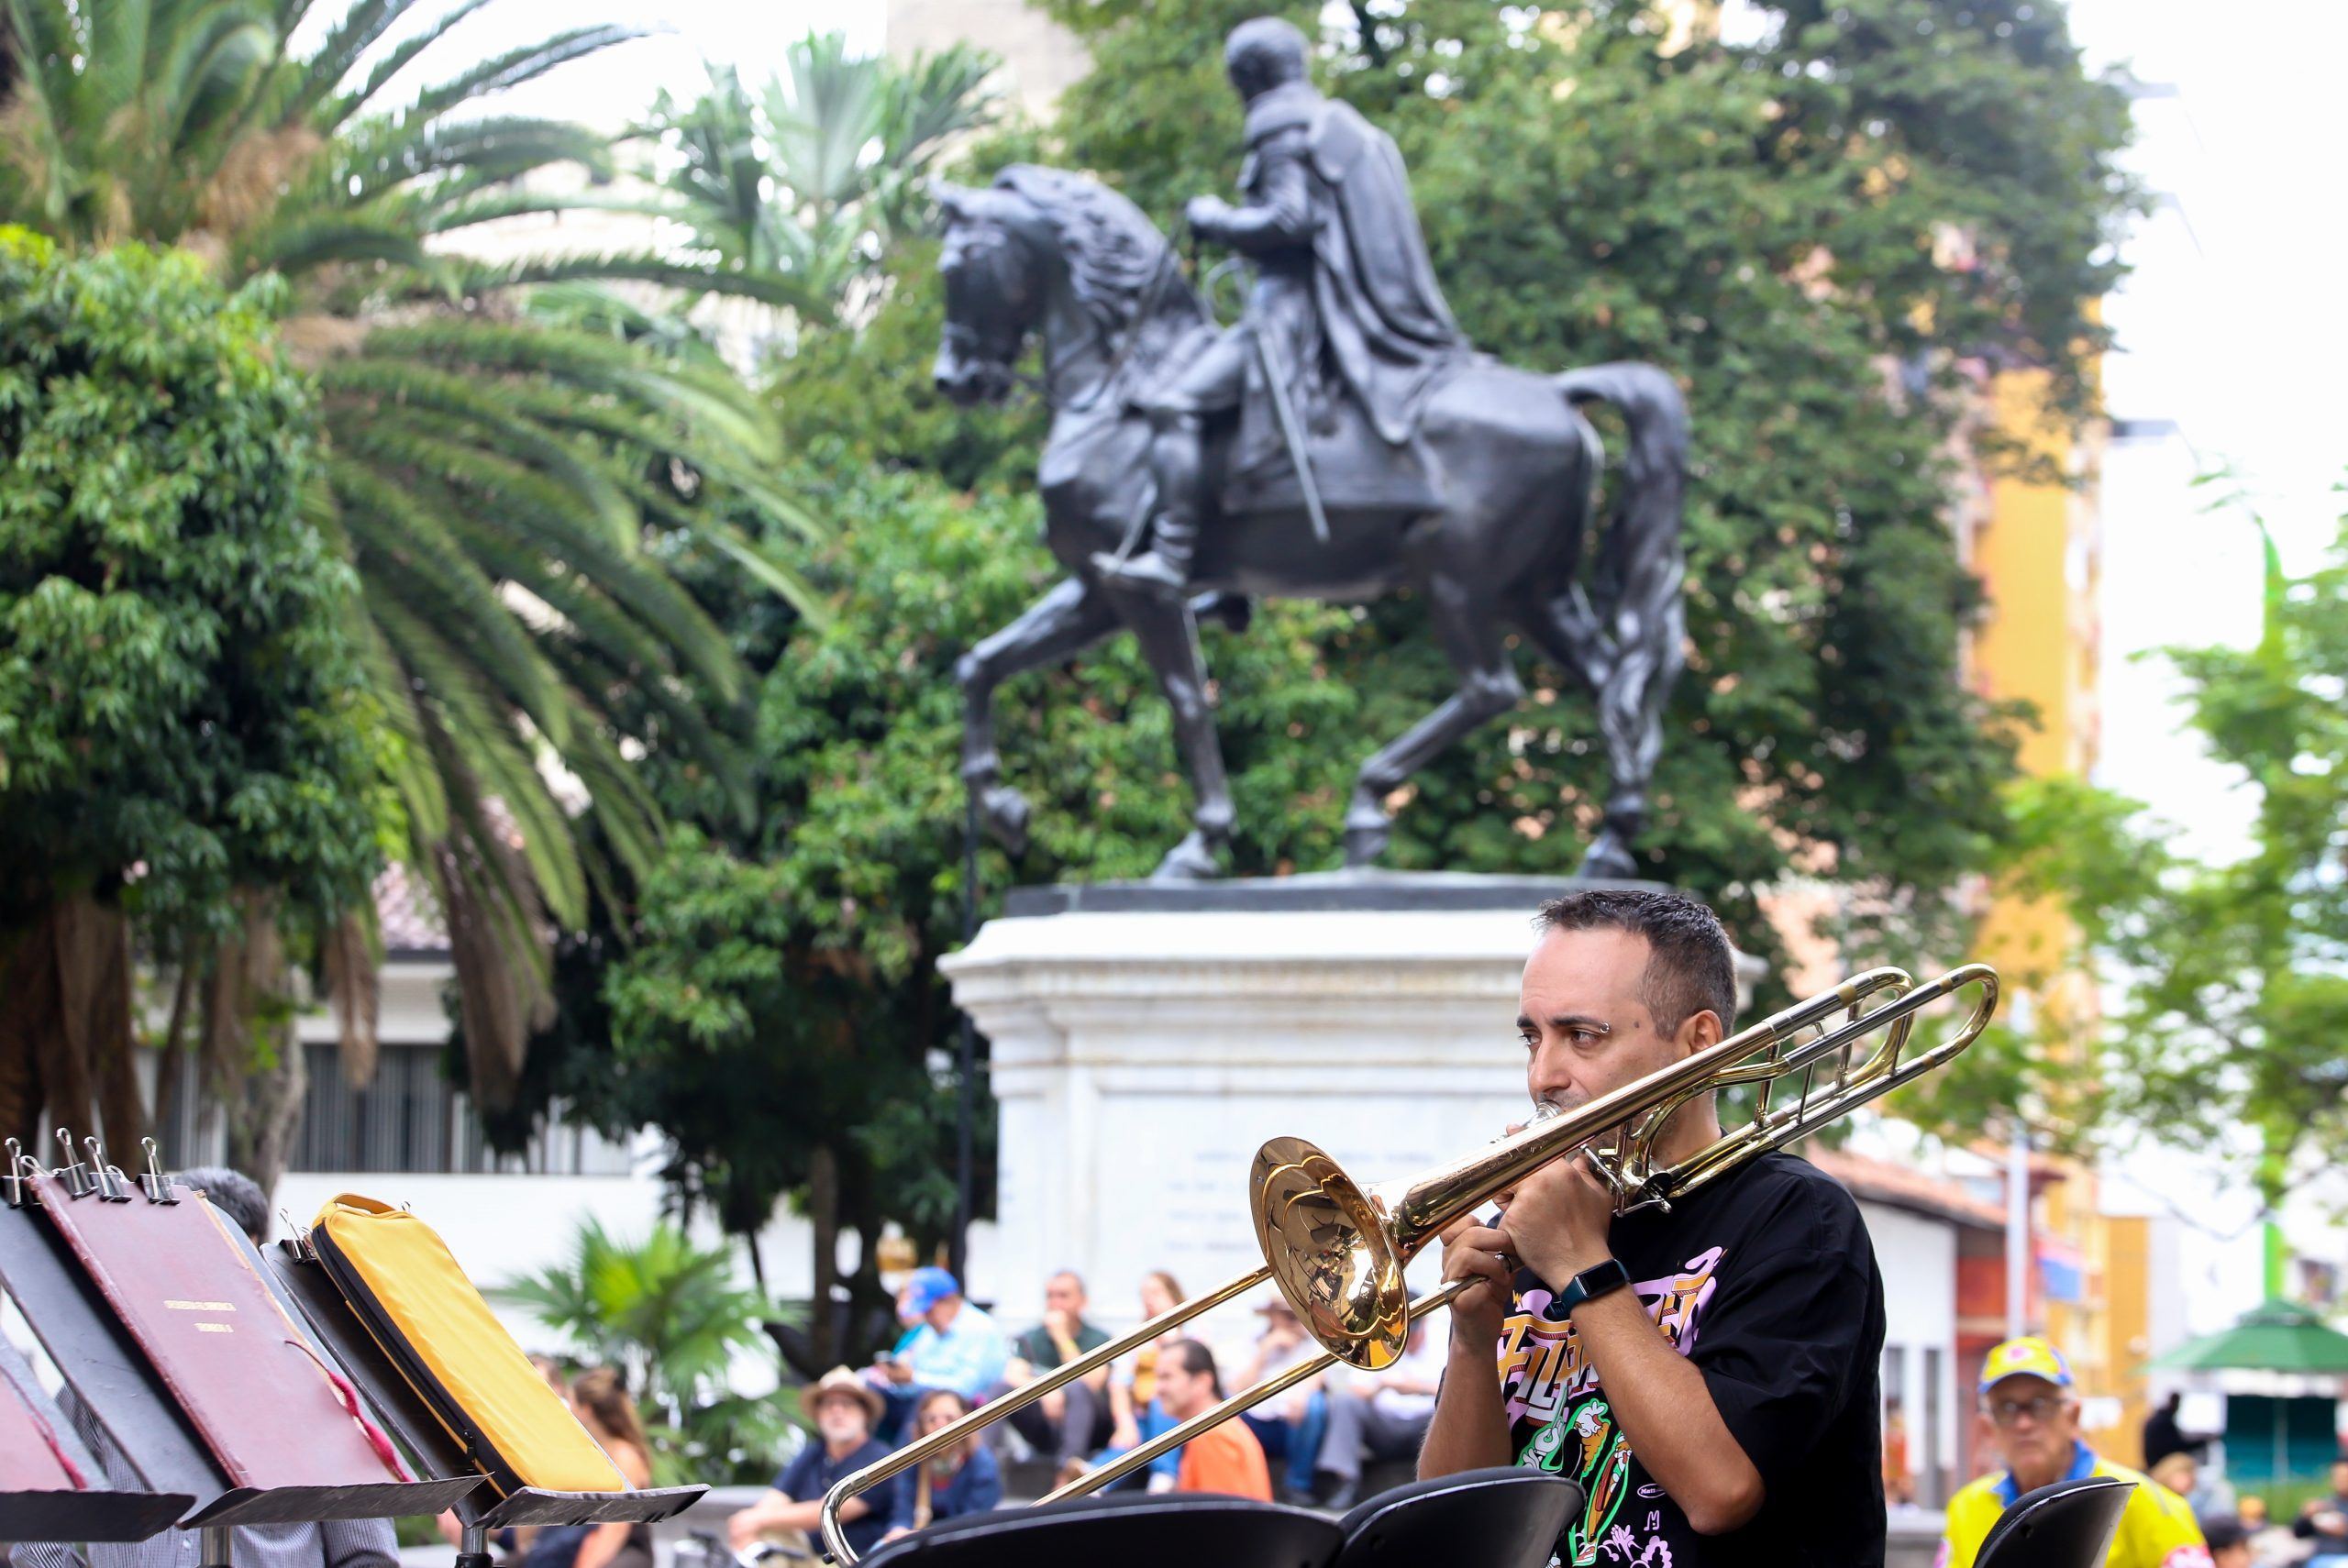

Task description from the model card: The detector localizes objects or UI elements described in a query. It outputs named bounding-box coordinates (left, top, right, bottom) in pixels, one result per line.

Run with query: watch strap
left=1557, top=1257, right=1631, bottom=1315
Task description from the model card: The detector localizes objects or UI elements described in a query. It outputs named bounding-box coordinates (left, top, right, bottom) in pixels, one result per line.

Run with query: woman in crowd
left=882, top=1388, right=1002, bottom=1542
left=1096, top=1270, right=1187, bottom=1489
left=563, top=1368, right=657, bottom=1568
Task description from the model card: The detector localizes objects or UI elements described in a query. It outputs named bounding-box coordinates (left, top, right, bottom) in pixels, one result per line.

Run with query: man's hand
left=1185, top=194, right=1233, bottom=237
left=1499, top=1152, right=1615, bottom=1286
left=1438, top=1213, right=1513, bottom=1350
left=882, top=1359, right=914, bottom=1386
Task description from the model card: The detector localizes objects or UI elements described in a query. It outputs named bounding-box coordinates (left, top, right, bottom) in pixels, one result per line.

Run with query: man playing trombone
left=1422, top=889, right=1890, bottom=1568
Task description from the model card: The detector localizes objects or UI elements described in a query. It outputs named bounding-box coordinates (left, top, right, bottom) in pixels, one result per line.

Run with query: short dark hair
left=1166, top=1338, right=1224, bottom=1398
left=1534, top=889, right=1738, bottom=1035
left=175, top=1165, right=269, bottom=1244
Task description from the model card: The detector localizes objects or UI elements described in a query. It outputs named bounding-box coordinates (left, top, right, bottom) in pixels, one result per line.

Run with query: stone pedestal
left=941, top=875, right=1611, bottom=1342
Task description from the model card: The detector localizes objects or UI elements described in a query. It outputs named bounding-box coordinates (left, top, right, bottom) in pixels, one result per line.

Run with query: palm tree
left=642, top=32, right=999, bottom=322
left=494, top=1216, right=791, bottom=1482
left=0, top=0, right=821, bottom=1177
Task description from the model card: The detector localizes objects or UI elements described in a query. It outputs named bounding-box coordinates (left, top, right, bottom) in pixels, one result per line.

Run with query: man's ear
left=1683, top=1009, right=1725, bottom=1057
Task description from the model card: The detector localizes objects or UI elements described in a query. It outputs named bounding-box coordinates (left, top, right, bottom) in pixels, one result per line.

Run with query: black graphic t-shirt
left=1498, top=1152, right=1886, bottom=1568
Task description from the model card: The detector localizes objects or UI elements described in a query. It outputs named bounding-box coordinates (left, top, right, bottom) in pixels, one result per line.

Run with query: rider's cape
left=1301, top=96, right=1462, bottom=447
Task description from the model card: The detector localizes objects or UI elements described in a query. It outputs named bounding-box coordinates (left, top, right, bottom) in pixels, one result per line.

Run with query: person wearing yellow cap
left=1938, top=1336, right=2212, bottom=1568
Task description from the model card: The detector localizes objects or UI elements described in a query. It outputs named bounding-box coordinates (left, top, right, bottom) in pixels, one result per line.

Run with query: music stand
left=1976, top=1474, right=2136, bottom=1568
left=262, top=1242, right=703, bottom=1564
left=859, top=1492, right=1345, bottom=1568
left=0, top=1178, right=476, bottom=1561
left=1335, top=1467, right=1582, bottom=1568
left=0, top=1337, right=190, bottom=1540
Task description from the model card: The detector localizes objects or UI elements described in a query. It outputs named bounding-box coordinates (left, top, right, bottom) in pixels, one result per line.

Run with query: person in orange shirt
left=1154, top=1338, right=1272, bottom=1501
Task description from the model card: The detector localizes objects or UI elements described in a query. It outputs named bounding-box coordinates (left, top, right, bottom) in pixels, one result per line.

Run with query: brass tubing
left=817, top=1264, right=1273, bottom=1562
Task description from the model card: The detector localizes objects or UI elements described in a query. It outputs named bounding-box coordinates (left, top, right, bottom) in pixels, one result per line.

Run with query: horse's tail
left=1551, top=363, right=1689, bottom=624
left=1543, top=363, right=1689, bottom=794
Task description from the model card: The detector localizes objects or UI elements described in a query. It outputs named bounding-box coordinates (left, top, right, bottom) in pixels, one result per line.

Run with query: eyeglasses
left=1987, top=1395, right=2065, bottom=1427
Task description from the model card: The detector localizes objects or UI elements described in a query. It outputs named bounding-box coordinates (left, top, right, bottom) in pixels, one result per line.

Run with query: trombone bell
left=1249, top=1137, right=1409, bottom=1372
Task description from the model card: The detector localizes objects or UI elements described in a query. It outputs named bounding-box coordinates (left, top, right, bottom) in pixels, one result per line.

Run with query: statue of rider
left=1092, top=16, right=1468, bottom=600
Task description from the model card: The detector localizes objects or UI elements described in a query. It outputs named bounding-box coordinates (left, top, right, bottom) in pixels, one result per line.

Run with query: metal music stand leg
left=197, top=1525, right=233, bottom=1568
left=455, top=1523, right=493, bottom=1568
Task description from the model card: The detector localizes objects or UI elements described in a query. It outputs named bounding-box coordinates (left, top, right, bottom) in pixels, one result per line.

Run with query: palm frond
left=405, top=24, right=645, bottom=123
left=276, top=0, right=415, bottom=128
left=312, top=0, right=494, bottom=132
left=326, top=451, right=579, bottom=749
left=438, top=250, right=828, bottom=318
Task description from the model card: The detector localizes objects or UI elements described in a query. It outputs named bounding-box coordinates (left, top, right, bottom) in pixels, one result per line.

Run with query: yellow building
left=1964, top=367, right=2155, bottom=1469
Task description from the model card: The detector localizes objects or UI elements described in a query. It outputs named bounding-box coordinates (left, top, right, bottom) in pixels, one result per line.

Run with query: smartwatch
left=1556, top=1258, right=1631, bottom=1316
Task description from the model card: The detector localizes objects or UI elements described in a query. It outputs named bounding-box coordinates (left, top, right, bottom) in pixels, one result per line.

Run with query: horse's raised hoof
left=979, top=784, right=1032, bottom=856
left=1577, top=834, right=1640, bottom=881
left=1150, top=830, right=1222, bottom=881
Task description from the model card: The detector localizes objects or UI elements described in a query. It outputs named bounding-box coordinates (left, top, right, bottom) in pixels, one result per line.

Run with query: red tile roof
left=1810, top=1146, right=2008, bottom=1231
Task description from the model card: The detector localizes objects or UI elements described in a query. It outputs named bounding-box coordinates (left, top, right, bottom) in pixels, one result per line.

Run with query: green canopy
left=2142, top=1297, right=2348, bottom=1375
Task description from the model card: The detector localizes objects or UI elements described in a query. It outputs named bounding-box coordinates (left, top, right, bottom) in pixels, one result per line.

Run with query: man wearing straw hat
left=727, top=1369, right=905, bottom=1562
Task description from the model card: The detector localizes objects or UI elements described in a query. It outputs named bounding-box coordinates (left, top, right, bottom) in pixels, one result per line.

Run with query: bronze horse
left=933, top=166, right=1688, bottom=879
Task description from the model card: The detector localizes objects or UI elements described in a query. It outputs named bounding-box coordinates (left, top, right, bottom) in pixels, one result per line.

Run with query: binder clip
left=3, top=1139, right=26, bottom=1209
left=53, top=1129, right=94, bottom=1199
left=83, top=1137, right=132, bottom=1203
left=140, top=1139, right=178, bottom=1204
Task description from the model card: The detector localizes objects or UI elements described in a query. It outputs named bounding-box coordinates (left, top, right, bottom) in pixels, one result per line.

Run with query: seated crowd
left=725, top=1263, right=1437, bottom=1554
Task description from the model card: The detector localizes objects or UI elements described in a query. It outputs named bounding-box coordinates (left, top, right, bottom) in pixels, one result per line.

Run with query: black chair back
left=1335, top=1467, right=1582, bottom=1568
left=1976, top=1474, right=2136, bottom=1568
left=861, top=1492, right=1344, bottom=1568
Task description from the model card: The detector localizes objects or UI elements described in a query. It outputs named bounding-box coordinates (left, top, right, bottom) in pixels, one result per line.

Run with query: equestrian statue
left=934, top=17, right=1688, bottom=880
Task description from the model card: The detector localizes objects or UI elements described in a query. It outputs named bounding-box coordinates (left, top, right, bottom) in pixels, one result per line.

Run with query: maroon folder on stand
left=28, top=1172, right=408, bottom=1493
left=0, top=1370, right=83, bottom=1493
left=0, top=1331, right=191, bottom=1539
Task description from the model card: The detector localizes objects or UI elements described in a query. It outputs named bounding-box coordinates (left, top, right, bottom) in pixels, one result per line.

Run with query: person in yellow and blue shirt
left=1939, top=1337, right=2212, bottom=1568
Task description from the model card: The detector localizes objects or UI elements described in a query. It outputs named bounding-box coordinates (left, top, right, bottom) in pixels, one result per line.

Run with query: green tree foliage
left=0, top=232, right=379, bottom=1153
left=2003, top=499, right=2348, bottom=1204
left=495, top=1218, right=789, bottom=1483
left=642, top=35, right=1000, bottom=316
left=0, top=0, right=815, bottom=1143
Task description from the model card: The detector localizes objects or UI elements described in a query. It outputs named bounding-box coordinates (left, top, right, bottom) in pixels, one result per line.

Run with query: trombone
left=820, top=962, right=1997, bottom=1562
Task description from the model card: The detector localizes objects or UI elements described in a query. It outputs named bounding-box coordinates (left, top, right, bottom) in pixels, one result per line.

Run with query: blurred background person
left=2148, top=1448, right=2232, bottom=1525
left=862, top=1268, right=1007, bottom=1441
left=1312, top=1317, right=1440, bottom=1508
left=1231, top=1298, right=1327, bottom=1503
left=1098, top=1270, right=1188, bottom=1491
left=566, top=1370, right=654, bottom=1568
left=991, top=1270, right=1112, bottom=1469
left=881, top=1388, right=1002, bottom=1543
left=729, top=1369, right=901, bottom=1561
left=1939, top=1337, right=2209, bottom=1568
left=1155, top=1340, right=1269, bottom=1501
left=2296, top=1459, right=2348, bottom=1568
left=1883, top=1395, right=1915, bottom=1508
left=2203, top=1516, right=2252, bottom=1568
